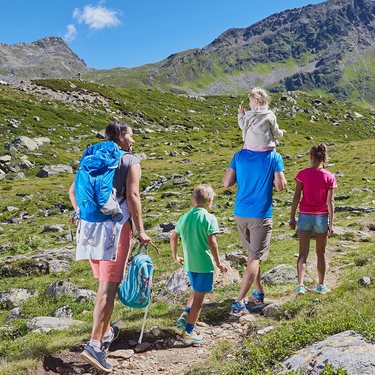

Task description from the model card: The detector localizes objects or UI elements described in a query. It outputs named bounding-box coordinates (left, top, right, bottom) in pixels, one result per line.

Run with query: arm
left=274, top=171, right=287, bottom=191
left=170, top=231, right=184, bottom=266
left=270, top=115, right=284, bottom=138
left=326, top=188, right=335, bottom=236
left=208, top=234, right=227, bottom=273
left=223, top=167, right=236, bottom=188
left=289, top=181, right=303, bottom=230
left=68, top=181, right=78, bottom=211
left=126, top=163, right=151, bottom=245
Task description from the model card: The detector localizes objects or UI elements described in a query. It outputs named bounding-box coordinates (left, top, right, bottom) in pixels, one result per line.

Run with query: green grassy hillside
left=0, top=80, right=374, bottom=374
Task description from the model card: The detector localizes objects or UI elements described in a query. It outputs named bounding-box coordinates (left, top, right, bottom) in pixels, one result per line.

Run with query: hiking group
left=69, top=87, right=337, bottom=372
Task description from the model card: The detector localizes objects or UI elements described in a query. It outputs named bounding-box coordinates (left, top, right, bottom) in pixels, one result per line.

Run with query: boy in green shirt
left=170, top=184, right=228, bottom=345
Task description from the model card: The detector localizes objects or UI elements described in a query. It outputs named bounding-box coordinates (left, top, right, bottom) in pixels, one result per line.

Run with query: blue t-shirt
left=229, top=150, right=284, bottom=218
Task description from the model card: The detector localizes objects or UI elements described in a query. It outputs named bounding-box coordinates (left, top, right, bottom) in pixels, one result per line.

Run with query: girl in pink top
left=289, top=143, right=337, bottom=297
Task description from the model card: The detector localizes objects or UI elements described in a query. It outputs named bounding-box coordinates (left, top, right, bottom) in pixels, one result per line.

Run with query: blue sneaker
left=102, top=326, right=120, bottom=350
left=80, top=343, right=112, bottom=373
left=229, top=301, right=251, bottom=317
left=177, top=311, right=189, bottom=330
left=251, top=286, right=265, bottom=305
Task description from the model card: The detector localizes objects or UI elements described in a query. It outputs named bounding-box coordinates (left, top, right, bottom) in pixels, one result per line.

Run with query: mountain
left=84, top=0, right=375, bottom=106
left=0, top=37, right=92, bottom=83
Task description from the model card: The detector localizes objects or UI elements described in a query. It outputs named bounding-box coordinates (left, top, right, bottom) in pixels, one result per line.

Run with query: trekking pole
left=149, top=241, right=160, bottom=254
left=138, top=304, right=149, bottom=344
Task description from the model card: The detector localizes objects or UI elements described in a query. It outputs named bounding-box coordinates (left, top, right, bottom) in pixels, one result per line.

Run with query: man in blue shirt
left=223, top=149, right=287, bottom=316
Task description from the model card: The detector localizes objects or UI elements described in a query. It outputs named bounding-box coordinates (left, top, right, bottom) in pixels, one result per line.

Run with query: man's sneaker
left=80, top=343, right=112, bottom=373
left=180, top=329, right=203, bottom=345
left=316, top=284, right=330, bottom=294
left=295, top=285, right=306, bottom=297
left=177, top=311, right=189, bottom=330
left=250, top=286, right=265, bottom=305
left=229, top=301, right=251, bottom=317
left=102, top=325, right=120, bottom=350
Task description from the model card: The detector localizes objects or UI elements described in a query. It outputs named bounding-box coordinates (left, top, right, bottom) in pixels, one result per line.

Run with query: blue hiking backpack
left=74, top=142, right=127, bottom=222
left=118, top=245, right=154, bottom=308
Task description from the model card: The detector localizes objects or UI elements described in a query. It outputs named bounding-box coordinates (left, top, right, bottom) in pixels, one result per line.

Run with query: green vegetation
left=0, top=79, right=374, bottom=374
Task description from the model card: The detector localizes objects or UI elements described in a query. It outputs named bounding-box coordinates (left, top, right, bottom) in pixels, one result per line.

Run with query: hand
left=174, top=256, right=184, bottom=266
left=289, top=218, right=296, bottom=230
left=238, top=104, right=245, bottom=114
left=282, top=129, right=287, bottom=134
left=327, top=224, right=333, bottom=237
left=217, top=263, right=228, bottom=273
left=137, top=231, right=151, bottom=246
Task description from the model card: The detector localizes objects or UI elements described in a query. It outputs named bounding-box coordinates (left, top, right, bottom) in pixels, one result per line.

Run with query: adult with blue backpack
left=69, top=121, right=150, bottom=373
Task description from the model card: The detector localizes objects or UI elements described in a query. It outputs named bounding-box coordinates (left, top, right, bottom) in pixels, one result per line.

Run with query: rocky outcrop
left=0, top=37, right=92, bottom=83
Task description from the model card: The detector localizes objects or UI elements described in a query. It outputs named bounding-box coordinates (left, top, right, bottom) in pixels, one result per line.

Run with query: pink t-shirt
left=295, top=168, right=338, bottom=215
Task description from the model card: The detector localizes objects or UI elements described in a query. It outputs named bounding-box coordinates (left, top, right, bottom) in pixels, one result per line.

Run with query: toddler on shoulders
left=238, top=87, right=285, bottom=151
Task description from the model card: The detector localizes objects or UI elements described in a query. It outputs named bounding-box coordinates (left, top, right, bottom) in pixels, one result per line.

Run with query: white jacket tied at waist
left=75, top=200, right=131, bottom=262
left=238, top=108, right=284, bottom=148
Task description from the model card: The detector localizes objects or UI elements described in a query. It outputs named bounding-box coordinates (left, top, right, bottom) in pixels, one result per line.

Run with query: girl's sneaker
left=181, top=329, right=203, bottom=345
left=295, top=285, right=306, bottom=297
left=316, top=284, right=330, bottom=294
left=177, top=311, right=189, bottom=330
left=250, top=285, right=265, bottom=305
left=229, top=301, right=251, bottom=317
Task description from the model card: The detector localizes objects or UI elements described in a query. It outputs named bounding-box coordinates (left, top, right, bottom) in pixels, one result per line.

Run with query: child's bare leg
left=188, top=291, right=206, bottom=325
left=297, top=230, right=311, bottom=285
left=315, top=232, right=327, bottom=285
left=186, top=291, right=195, bottom=308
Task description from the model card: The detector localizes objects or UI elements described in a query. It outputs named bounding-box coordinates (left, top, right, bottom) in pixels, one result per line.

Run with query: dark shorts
left=187, top=271, right=213, bottom=293
left=235, top=216, right=273, bottom=261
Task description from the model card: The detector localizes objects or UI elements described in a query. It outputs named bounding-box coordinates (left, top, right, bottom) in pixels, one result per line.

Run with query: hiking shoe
left=295, top=285, right=306, bottom=297
left=80, top=343, right=112, bottom=373
left=229, top=301, right=251, bottom=317
left=181, top=329, right=203, bottom=345
left=316, top=284, right=330, bottom=294
left=177, top=311, right=189, bottom=330
left=102, top=326, right=120, bottom=350
left=250, top=286, right=265, bottom=305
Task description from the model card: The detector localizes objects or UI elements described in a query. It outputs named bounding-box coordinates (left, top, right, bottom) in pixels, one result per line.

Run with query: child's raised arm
left=208, top=234, right=227, bottom=273
left=170, top=231, right=184, bottom=266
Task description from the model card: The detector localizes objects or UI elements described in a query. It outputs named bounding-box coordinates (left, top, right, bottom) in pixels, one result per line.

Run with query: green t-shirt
left=175, top=207, right=219, bottom=273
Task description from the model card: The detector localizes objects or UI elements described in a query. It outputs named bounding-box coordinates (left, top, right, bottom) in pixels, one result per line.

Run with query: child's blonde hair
left=249, top=87, right=270, bottom=107
left=193, top=184, right=215, bottom=205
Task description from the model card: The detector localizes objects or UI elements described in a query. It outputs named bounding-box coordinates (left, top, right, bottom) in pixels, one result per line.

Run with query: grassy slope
left=0, top=80, right=374, bottom=374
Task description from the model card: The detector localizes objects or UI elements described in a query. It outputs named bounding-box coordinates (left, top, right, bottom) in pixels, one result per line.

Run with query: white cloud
left=64, top=24, right=77, bottom=42
left=73, top=4, right=121, bottom=30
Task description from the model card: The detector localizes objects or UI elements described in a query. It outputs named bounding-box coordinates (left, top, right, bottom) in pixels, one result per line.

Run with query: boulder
left=33, top=137, right=51, bottom=147
left=27, top=317, right=85, bottom=333
left=281, top=331, right=375, bottom=374
left=261, top=264, right=312, bottom=285
left=6, top=136, right=39, bottom=152
left=0, top=288, right=35, bottom=308
left=36, top=164, right=73, bottom=177
left=54, top=306, right=73, bottom=319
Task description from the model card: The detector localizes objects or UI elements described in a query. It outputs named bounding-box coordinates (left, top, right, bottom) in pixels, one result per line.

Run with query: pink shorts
left=90, top=219, right=133, bottom=283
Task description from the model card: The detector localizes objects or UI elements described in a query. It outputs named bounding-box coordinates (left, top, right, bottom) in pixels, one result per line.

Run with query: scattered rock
left=0, top=288, right=35, bottom=308
left=6, top=136, right=39, bottom=152
left=134, top=342, right=150, bottom=353
left=26, top=317, right=85, bottom=333
left=36, top=164, right=73, bottom=177
left=54, top=306, right=73, bottom=319
left=358, top=277, right=371, bottom=287
left=109, top=349, right=134, bottom=359
left=261, top=264, right=312, bottom=285
left=262, top=303, right=281, bottom=318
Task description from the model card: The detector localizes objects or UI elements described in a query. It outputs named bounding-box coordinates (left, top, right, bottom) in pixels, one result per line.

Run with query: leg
left=297, top=230, right=312, bottom=285
left=186, top=291, right=195, bottom=308
left=91, top=281, right=119, bottom=341
left=253, top=262, right=262, bottom=291
left=236, top=257, right=261, bottom=301
left=187, top=292, right=206, bottom=325
left=315, top=232, right=328, bottom=285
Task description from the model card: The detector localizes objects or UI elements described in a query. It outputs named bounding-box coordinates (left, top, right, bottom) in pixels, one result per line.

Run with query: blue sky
left=1, top=0, right=324, bottom=70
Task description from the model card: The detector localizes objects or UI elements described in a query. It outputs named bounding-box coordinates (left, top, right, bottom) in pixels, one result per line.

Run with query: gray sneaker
left=80, top=343, right=112, bottom=373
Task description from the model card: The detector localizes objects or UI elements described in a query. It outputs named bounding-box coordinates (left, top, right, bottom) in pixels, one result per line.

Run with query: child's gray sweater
left=238, top=108, right=283, bottom=147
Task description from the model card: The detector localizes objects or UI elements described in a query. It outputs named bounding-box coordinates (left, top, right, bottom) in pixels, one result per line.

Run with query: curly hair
left=310, top=143, right=327, bottom=166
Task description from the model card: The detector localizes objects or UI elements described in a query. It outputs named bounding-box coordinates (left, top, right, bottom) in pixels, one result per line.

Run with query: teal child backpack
left=118, top=244, right=154, bottom=309
left=118, top=244, right=154, bottom=344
